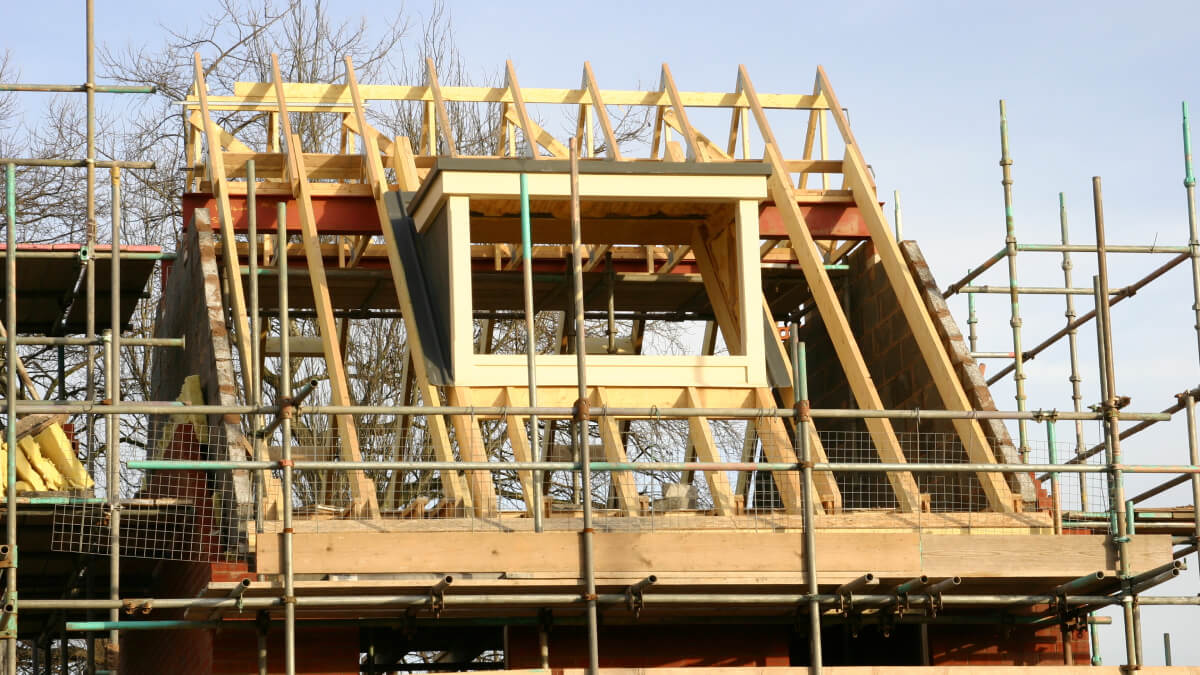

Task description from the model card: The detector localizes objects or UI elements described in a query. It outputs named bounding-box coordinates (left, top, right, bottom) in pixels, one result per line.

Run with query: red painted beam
left=759, top=202, right=869, bottom=240
left=183, top=193, right=870, bottom=240
left=182, top=193, right=380, bottom=235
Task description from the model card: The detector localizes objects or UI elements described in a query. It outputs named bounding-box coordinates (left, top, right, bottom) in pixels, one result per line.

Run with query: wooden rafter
left=191, top=54, right=254, bottom=401
left=735, top=65, right=923, bottom=512
left=814, top=67, right=1015, bottom=511
left=271, top=54, right=380, bottom=517
left=425, top=58, right=458, bottom=157
left=684, top=388, right=737, bottom=516
left=595, top=389, right=643, bottom=517
left=501, top=107, right=568, bottom=158
left=505, top=61, right=541, bottom=160
left=660, top=64, right=708, bottom=162
left=582, top=62, right=622, bottom=160
left=343, top=55, right=472, bottom=512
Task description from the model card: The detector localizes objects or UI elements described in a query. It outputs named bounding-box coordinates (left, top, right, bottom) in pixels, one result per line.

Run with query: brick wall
left=212, top=626, right=359, bottom=675
left=506, top=624, right=790, bottom=668
left=799, top=241, right=1032, bottom=510
left=930, top=622, right=1091, bottom=665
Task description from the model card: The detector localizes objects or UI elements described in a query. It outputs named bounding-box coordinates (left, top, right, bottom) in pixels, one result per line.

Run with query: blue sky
left=4, top=0, right=1200, bottom=666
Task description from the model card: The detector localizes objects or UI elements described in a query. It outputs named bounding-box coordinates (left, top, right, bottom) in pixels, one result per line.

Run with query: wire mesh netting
left=47, top=412, right=1116, bottom=558
left=242, top=416, right=1113, bottom=523
left=51, top=418, right=250, bottom=562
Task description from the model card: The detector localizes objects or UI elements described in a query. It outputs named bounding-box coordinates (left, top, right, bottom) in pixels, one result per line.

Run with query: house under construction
left=2, top=10, right=1200, bottom=675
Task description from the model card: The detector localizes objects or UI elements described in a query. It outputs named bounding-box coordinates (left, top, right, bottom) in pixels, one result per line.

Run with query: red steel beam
left=184, top=193, right=870, bottom=240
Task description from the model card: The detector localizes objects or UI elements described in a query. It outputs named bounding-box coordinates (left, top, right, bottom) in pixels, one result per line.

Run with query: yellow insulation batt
left=34, top=424, right=94, bottom=489
left=176, top=374, right=208, bottom=443
left=10, top=443, right=46, bottom=491
left=19, top=436, right=64, bottom=490
left=0, top=416, right=97, bottom=495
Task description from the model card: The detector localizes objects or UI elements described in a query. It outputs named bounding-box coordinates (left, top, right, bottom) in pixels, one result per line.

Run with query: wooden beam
left=230, top=81, right=830, bottom=110
left=192, top=54, right=254, bottom=401
left=502, top=106, right=568, bottom=158
left=273, top=55, right=379, bottom=518
left=761, top=297, right=842, bottom=513
left=661, top=108, right=731, bottom=162
left=341, top=113, right=395, bottom=154
left=505, top=61, right=541, bottom=160
left=343, top=55, right=471, bottom=510
left=595, top=388, right=643, bottom=517
left=684, top=388, right=736, bottom=516
left=764, top=146, right=922, bottom=513
left=187, top=110, right=251, bottom=152
left=446, top=387, right=498, bottom=517
left=503, top=388, right=539, bottom=516
left=815, top=67, right=1015, bottom=512
left=736, top=65, right=923, bottom=512
left=391, top=135, right=420, bottom=192
left=257, top=530, right=1173, bottom=580
left=425, top=58, right=458, bottom=157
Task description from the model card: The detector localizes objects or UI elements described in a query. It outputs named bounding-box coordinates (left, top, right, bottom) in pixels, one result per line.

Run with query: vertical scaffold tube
left=1183, top=394, right=1200, bottom=564
left=519, top=173, right=543, bottom=533
left=1183, top=102, right=1200, bottom=367
left=278, top=201, right=295, bottom=675
left=966, top=292, right=978, bottom=354
left=793, top=336, right=822, bottom=673
left=1058, top=194, right=1089, bottom=511
left=4, top=162, right=18, bottom=675
left=569, top=138, right=600, bottom=675
left=248, top=161, right=263, bottom=535
left=83, top=0, right=99, bottom=594
left=999, top=100, right=1029, bottom=461
left=1046, top=420, right=1062, bottom=535
left=107, top=164, right=122, bottom=672
left=1092, top=176, right=1137, bottom=669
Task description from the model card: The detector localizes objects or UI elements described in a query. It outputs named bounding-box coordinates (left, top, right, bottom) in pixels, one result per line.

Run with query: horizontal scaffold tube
left=1017, top=244, right=1190, bottom=254
left=959, top=285, right=1128, bottom=296
left=0, top=157, right=154, bottom=169
left=16, top=336, right=183, bottom=348
left=128, top=459, right=1200, bottom=475
left=26, top=592, right=1200, bottom=613
left=0, top=251, right=175, bottom=261
left=0, top=402, right=1174, bottom=421
left=0, top=83, right=156, bottom=94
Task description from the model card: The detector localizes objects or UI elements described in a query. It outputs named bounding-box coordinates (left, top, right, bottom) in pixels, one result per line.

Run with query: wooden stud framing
left=733, top=66, right=922, bottom=512
left=343, top=55, right=471, bottom=511
left=503, top=388, right=538, bottom=516
left=425, top=58, right=458, bottom=157
left=816, top=66, right=1015, bottom=510
left=595, top=388, right=643, bottom=517
left=271, top=55, right=379, bottom=517
left=505, top=61, right=541, bottom=160
left=684, top=388, right=737, bottom=516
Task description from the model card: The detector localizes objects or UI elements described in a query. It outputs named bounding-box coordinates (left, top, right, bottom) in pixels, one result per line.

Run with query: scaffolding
left=0, top=5, right=1199, bottom=675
